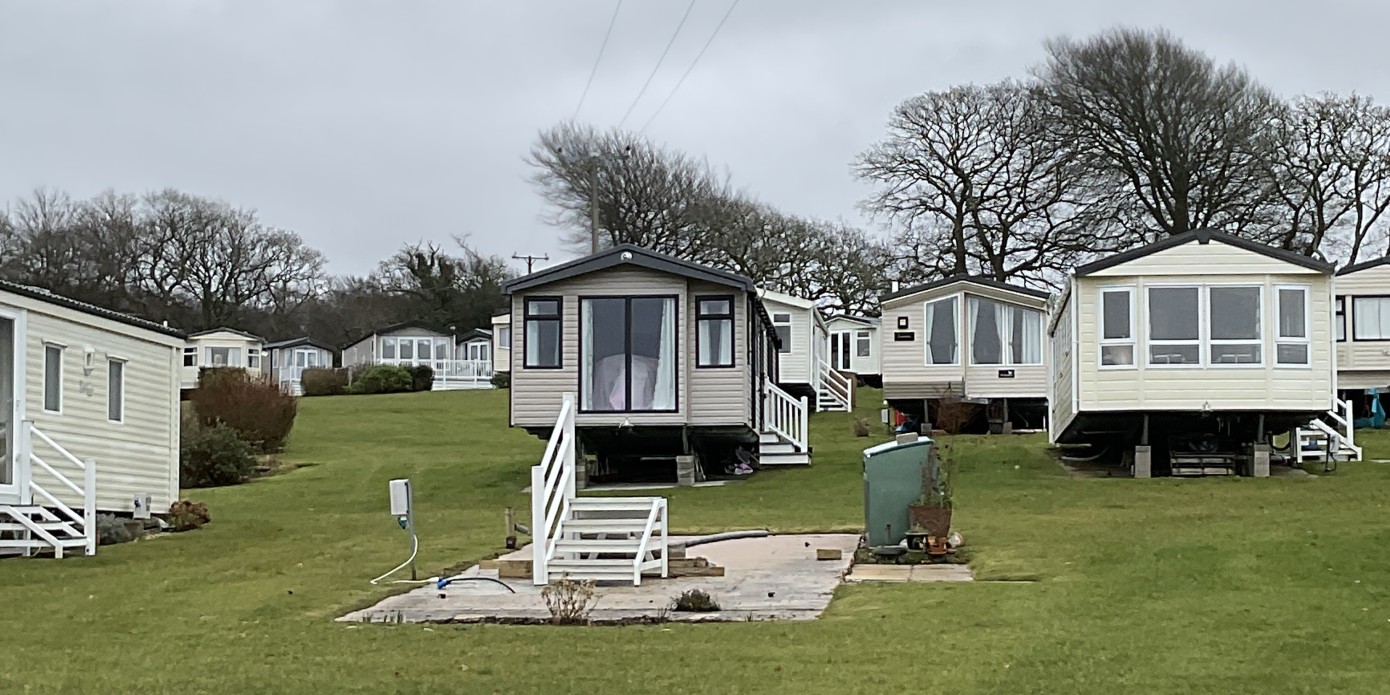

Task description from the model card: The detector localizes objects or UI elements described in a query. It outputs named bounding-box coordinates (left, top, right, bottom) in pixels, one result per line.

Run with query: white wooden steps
left=757, top=431, right=811, bottom=467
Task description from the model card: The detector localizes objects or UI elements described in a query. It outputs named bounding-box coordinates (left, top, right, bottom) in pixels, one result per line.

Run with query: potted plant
left=908, top=448, right=955, bottom=537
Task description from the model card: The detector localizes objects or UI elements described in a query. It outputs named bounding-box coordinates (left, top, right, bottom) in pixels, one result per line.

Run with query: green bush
left=167, top=500, right=211, bottom=532
left=181, top=422, right=257, bottom=488
left=407, top=364, right=435, bottom=392
left=490, top=371, right=510, bottom=389
left=350, top=365, right=414, bottom=394
left=96, top=513, right=134, bottom=546
left=300, top=367, right=349, bottom=397
left=191, top=370, right=298, bottom=452
left=671, top=589, right=720, bottom=612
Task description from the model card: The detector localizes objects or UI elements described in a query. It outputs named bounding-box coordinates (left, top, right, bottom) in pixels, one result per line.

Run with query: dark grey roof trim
left=264, top=336, right=338, bottom=352
left=826, top=314, right=880, bottom=326
left=188, top=326, right=264, bottom=341
left=1336, top=256, right=1390, bottom=276
left=0, top=280, right=186, bottom=339
left=1075, top=228, right=1334, bottom=277
left=456, top=328, right=492, bottom=343
left=502, top=244, right=754, bottom=294
left=881, top=275, right=1051, bottom=303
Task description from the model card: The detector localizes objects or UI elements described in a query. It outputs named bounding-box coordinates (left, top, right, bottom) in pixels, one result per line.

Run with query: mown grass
left=3, top=389, right=1390, bottom=693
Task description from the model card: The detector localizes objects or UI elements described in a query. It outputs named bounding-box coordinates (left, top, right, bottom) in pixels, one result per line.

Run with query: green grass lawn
left=5, top=389, right=1390, bottom=693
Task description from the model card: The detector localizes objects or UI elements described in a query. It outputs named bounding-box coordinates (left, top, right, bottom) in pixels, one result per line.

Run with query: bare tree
left=1037, top=27, right=1284, bottom=241
left=374, top=236, right=513, bottom=333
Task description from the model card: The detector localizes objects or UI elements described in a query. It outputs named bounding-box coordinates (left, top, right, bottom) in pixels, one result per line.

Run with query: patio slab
left=340, top=533, right=861, bottom=624
left=844, top=563, right=974, bottom=583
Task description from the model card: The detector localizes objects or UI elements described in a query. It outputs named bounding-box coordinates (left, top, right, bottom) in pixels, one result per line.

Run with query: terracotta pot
left=908, top=505, right=952, bottom=537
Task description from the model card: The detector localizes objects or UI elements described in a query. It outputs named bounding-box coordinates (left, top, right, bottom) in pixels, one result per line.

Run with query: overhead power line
left=616, top=0, right=698, bottom=129
left=572, top=0, right=625, bottom=120
left=638, top=0, right=741, bottom=134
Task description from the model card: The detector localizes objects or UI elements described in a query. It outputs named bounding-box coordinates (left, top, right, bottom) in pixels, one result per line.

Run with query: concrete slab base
left=340, top=534, right=860, bottom=624
left=844, top=564, right=974, bottom=583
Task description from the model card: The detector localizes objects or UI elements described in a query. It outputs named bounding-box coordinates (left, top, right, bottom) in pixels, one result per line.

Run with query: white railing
left=531, top=393, right=577, bottom=585
left=1327, top=397, right=1358, bottom=456
left=763, top=382, right=809, bottom=453
left=816, top=359, right=854, bottom=411
left=21, top=421, right=96, bottom=556
left=633, top=498, right=668, bottom=586
left=1297, top=417, right=1364, bottom=464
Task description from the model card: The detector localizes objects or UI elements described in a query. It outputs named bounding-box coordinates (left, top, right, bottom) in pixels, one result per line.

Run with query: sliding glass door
left=581, top=296, right=677, bottom=412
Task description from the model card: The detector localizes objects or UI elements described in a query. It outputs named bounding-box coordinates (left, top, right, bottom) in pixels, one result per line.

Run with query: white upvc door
left=831, top=332, right=852, bottom=371
left=0, top=308, right=25, bottom=504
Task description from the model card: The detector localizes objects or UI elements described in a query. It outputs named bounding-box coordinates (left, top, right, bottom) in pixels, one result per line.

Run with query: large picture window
left=1278, top=286, right=1311, bottom=365
left=968, top=297, right=1042, bottom=366
left=1207, top=286, right=1261, bottom=365
left=923, top=296, right=958, bottom=365
left=581, top=296, right=677, bottom=412
left=524, top=298, right=562, bottom=368
left=1353, top=296, right=1390, bottom=341
left=772, top=313, right=792, bottom=354
left=696, top=296, right=734, bottom=368
left=1147, top=287, right=1200, bottom=366
left=1099, top=288, right=1134, bottom=367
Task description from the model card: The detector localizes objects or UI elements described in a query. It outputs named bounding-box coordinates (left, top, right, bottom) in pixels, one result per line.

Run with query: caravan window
left=108, top=359, right=125, bottom=423
left=1099, top=288, right=1135, bottom=367
left=968, top=297, right=1042, bottom=366
left=498, top=326, right=511, bottom=349
left=1334, top=297, right=1345, bottom=342
left=524, top=298, right=562, bottom=368
left=43, top=344, right=63, bottom=413
left=580, top=297, right=677, bottom=412
left=182, top=346, right=197, bottom=367
left=1353, top=296, right=1390, bottom=341
left=1207, top=286, right=1261, bottom=365
left=1147, top=287, right=1200, bottom=366
left=1277, top=286, right=1311, bottom=365
left=856, top=331, right=871, bottom=358
left=696, top=296, right=734, bottom=368
left=772, top=313, right=792, bottom=354
left=923, top=297, right=958, bottom=365
left=247, top=348, right=262, bottom=370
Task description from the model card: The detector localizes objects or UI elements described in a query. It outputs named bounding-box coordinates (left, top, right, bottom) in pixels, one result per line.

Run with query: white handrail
left=23, top=421, right=97, bottom=556
left=763, top=382, right=809, bottom=452
left=633, top=499, right=661, bottom=586
left=531, top=393, right=576, bottom=585
left=816, top=359, right=854, bottom=410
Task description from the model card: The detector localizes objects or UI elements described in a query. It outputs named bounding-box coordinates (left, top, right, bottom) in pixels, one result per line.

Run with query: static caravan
left=0, top=282, right=184, bottom=558
left=182, top=327, right=264, bottom=390
left=491, top=310, right=511, bottom=377
left=825, top=315, right=881, bottom=387
left=504, top=244, right=814, bottom=477
left=758, top=289, right=852, bottom=411
left=1048, top=228, right=1339, bottom=475
left=265, top=337, right=337, bottom=395
left=340, top=321, right=485, bottom=389
left=1331, top=257, right=1390, bottom=419
left=880, top=276, right=1050, bottom=432
left=455, top=328, right=495, bottom=388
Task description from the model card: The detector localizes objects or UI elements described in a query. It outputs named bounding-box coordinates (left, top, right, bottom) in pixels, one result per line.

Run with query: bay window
left=1207, top=286, right=1261, bottom=365
left=524, top=298, right=562, bottom=368
left=696, top=296, right=734, bottom=368
left=772, top=313, right=792, bottom=354
left=968, top=297, right=1042, bottom=365
left=1353, top=296, right=1390, bottom=340
left=924, top=296, right=958, bottom=365
left=581, top=296, right=677, bottom=412
left=1147, top=287, right=1200, bottom=366
left=1099, top=287, right=1134, bottom=367
left=1277, top=286, right=1311, bottom=365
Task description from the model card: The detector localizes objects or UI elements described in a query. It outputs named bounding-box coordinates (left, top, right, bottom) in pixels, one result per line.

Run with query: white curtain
left=652, top=298, right=676, bottom=410
left=923, top=301, right=936, bottom=363
left=1019, top=309, right=1042, bottom=364
left=993, top=300, right=1008, bottom=364
left=581, top=301, right=596, bottom=410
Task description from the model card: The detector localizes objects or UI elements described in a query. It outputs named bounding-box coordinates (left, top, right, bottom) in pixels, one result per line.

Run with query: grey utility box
left=862, top=435, right=934, bottom=548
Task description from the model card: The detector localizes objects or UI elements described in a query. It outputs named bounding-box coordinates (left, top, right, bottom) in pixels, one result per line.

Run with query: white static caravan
left=340, top=321, right=491, bottom=390
left=879, top=276, right=1051, bottom=432
left=504, top=244, right=811, bottom=473
left=1332, top=257, right=1390, bottom=397
left=825, top=315, right=881, bottom=386
left=757, top=288, right=852, bottom=412
left=264, top=337, right=337, bottom=395
left=491, top=310, right=511, bottom=376
left=181, top=327, right=264, bottom=390
left=456, top=328, right=495, bottom=388
left=0, top=282, right=184, bottom=557
left=1048, top=228, right=1339, bottom=475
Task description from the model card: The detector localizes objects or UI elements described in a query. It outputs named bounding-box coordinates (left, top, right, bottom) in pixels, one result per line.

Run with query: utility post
left=511, top=253, right=550, bottom=274
left=589, top=156, right=600, bottom=254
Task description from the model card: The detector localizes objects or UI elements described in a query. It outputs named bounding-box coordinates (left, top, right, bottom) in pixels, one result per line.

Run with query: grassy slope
left=3, top=390, right=1390, bottom=693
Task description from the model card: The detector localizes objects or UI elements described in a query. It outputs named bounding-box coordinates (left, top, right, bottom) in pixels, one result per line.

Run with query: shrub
left=350, top=365, right=414, bottom=394
left=167, top=500, right=211, bottom=532
left=407, top=364, right=435, bottom=392
left=197, top=366, right=247, bottom=390
left=490, top=371, right=510, bottom=389
left=96, top=513, right=134, bottom=546
left=181, top=422, right=257, bottom=487
left=540, top=574, right=597, bottom=625
left=191, top=370, right=298, bottom=452
left=852, top=417, right=871, bottom=437
left=300, top=367, right=349, bottom=397
left=671, top=589, right=720, bottom=612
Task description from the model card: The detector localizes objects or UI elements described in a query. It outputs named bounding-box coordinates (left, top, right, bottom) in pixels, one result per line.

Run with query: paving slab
left=844, top=563, right=974, bottom=583
left=340, top=533, right=860, bottom=624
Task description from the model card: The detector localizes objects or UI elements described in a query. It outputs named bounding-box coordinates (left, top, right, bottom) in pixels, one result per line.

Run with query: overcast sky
left=2, top=0, right=1387, bottom=276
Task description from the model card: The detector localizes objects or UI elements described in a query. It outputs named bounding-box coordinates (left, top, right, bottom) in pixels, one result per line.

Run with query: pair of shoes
left=733, top=463, right=753, bottom=476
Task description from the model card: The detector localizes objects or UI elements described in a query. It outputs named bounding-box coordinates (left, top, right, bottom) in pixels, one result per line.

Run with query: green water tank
left=862, top=436, right=934, bottom=547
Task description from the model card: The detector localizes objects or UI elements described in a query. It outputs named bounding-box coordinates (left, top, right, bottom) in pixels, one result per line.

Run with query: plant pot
left=904, top=531, right=929, bottom=551
left=908, top=505, right=951, bottom=537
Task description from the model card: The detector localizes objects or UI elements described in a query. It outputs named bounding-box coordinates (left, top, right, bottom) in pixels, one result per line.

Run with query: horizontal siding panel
left=1049, top=295, right=1076, bottom=440
left=688, top=282, right=751, bottom=426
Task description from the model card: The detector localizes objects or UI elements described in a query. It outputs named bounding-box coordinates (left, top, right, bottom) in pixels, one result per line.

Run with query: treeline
left=0, top=188, right=513, bottom=345
left=532, top=27, right=1390, bottom=308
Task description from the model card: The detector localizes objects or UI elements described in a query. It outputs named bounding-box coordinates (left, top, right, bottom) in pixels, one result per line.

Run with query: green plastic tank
left=862, top=436, right=934, bottom=547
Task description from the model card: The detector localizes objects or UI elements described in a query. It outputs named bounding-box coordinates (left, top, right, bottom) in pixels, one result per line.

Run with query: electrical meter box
left=388, top=479, right=412, bottom=516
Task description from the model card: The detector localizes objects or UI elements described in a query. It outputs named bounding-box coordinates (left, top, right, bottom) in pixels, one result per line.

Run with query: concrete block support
left=1134, top=446, right=1152, bottom=479
left=1252, top=444, right=1271, bottom=478
left=676, top=455, right=697, bottom=487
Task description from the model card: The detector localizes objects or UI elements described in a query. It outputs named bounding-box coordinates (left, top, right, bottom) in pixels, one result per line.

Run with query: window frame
left=771, top=312, right=793, bottom=354
left=695, top=295, right=736, bottom=369
left=523, top=296, right=564, bottom=369
left=247, top=347, right=262, bottom=370
left=107, top=358, right=126, bottom=423
left=855, top=330, right=872, bottom=358
left=922, top=295, right=960, bottom=367
left=1098, top=286, right=1136, bottom=369
left=1145, top=284, right=1203, bottom=369
left=1205, top=284, right=1264, bottom=369
left=967, top=296, right=1044, bottom=367
left=182, top=346, right=197, bottom=368
left=577, top=294, right=680, bottom=414
left=1275, top=285, right=1313, bottom=368
left=1334, top=296, right=1346, bottom=343
left=497, top=326, right=511, bottom=349
left=43, top=343, right=63, bottom=414
left=1351, top=295, right=1390, bottom=342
